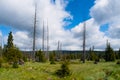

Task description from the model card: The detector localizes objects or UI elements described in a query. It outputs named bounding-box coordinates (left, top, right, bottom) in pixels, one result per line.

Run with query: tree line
left=0, top=31, right=120, bottom=64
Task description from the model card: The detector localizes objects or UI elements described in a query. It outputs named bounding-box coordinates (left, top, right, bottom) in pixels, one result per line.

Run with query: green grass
left=0, top=60, right=120, bottom=80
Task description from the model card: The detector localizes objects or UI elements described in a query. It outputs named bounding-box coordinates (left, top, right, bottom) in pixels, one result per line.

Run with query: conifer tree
left=89, top=47, right=92, bottom=60
left=105, top=41, right=115, bottom=61
left=3, top=31, right=14, bottom=59
left=118, top=48, right=120, bottom=59
left=35, top=49, right=46, bottom=62
left=0, top=46, right=2, bottom=57
left=49, top=51, right=56, bottom=64
left=56, top=61, right=70, bottom=78
left=7, top=31, right=14, bottom=48
left=3, top=32, right=22, bottom=64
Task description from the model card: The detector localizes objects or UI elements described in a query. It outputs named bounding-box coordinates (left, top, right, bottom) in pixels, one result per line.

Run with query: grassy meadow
left=0, top=60, right=120, bottom=80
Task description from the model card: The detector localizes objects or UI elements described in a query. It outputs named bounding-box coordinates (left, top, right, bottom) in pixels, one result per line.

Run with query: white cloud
left=0, top=31, right=2, bottom=47
left=0, top=0, right=34, bottom=31
left=108, top=22, right=120, bottom=39
left=71, top=18, right=108, bottom=50
left=90, top=0, right=120, bottom=49
left=71, top=18, right=120, bottom=50
left=0, top=31, right=2, bottom=37
left=1, top=0, right=120, bottom=50
left=13, top=31, right=32, bottom=50
left=90, top=0, right=120, bottom=25
left=0, top=0, right=74, bottom=50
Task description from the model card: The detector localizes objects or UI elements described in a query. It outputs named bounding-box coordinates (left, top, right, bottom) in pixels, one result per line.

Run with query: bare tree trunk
left=33, top=3, right=37, bottom=61
left=46, top=21, right=49, bottom=60
left=57, top=41, right=60, bottom=60
left=82, top=22, right=86, bottom=63
left=0, top=35, right=2, bottom=57
left=42, top=21, right=45, bottom=53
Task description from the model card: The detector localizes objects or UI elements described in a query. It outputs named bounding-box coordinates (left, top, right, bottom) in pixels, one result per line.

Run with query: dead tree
left=57, top=41, right=60, bottom=60
left=82, top=22, right=86, bottom=63
left=42, top=20, right=50, bottom=60
left=46, top=21, right=49, bottom=60
left=0, top=35, right=2, bottom=57
left=42, top=21, right=45, bottom=53
left=32, top=3, right=37, bottom=60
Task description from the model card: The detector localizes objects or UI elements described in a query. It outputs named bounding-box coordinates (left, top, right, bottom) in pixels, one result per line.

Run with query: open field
left=0, top=60, right=120, bottom=80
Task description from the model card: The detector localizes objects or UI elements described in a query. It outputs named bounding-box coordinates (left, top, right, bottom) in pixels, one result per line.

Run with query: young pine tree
left=89, top=47, right=98, bottom=61
left=0, top=46, right=2, bottom=57
left=3, top=32, right=22, bottom=67
left=7, top=32, right=14, bottom=48
left=35, top=49, right=46, bottom=62
left=3, top=31, right=14, bottom=59
left=49, top=51, right=56, bottom=64
left=56, top=60, right=71, bottom=78
left=105, top=41, right=115, bottom=61
left=118, top=48, right=120, bottom=59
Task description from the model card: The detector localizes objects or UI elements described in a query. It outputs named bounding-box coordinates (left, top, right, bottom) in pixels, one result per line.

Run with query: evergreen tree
left=56, top=61, right=70, bottom=78
left=35, top=49, right=46, bottom=62
left=7, top=31, right=14, bottom=48
left=49, top=51, right=56, bottom=64
left=6, top=47, right=22, bottom=62
left=3, top=31, right=14, bottom=58
left=0, top=57, right=3, bottom=68
left=89, top=47, right=98, bottom=61
left=0, top=46, right=2, bottom=57
left=105, top=41, right=115, bottom=61
left=3, top=32, right=22, bottom=64
left=88, top=47, right=92, bottom=60
left=23, top=56, right=27, bottom=62
left=118, top=48, right=120, bottom=59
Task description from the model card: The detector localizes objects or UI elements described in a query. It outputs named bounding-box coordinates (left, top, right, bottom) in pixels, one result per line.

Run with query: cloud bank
left=0, top=0, right=73, bottom=50
left=0, top=0, right=120, bottom=50
left=90, top=0, right=120, bottom=39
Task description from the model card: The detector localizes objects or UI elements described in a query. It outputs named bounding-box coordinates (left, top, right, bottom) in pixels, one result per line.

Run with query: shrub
left=2, top=63, right=10, bottom=68
left=49, top=53, right=56, bottom=64
left=50, top=60, right=55, bottom=64
left=105, top=42, right=116, bottom=61
left=12, top=61, right=19, bottom=68
left=23, top=56, right=27, bottom=62
left=3, top=32, right=23, bottom=63
left=116, top=60, right=120, bottom=64
left=3, top=47, right=22, bottom=63
left=0, top=57, right=3, bottom=68
left=35, top=50, right=46, bottom=62
left=55, top=61, right=71, bottom=78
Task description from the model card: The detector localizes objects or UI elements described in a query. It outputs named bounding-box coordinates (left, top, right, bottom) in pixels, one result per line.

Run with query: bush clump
left=116, top=60, right=120, bottom=64
left=35, top=50, right=46, bottom=62
left=2, top=63, right=10, bottom=68
left=49, top=52, right=56, bottom=64
left=23, top=56, right=27, bottom=62
left=0, top=57, right=3, bottom=68
left=12, top=61, right=19, bottom=68
left=55, top=61, right=71, bottom=78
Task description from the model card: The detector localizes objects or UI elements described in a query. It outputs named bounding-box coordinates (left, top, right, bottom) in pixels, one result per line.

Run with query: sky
left=0, top=0, right=120, bottom=51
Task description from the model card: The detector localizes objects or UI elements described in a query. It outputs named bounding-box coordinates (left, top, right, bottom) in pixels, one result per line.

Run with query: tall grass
left=0, top=61, right=120, bottom=80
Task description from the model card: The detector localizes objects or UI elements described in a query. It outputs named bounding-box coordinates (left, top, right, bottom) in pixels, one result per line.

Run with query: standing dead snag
left=46, top=21, right=49, bottom=60
left=82, top=22, right=86, bottom=63
left=32, top=3, right=37, bottom=61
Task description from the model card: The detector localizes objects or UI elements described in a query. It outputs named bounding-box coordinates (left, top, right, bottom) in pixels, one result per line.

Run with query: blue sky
left=0, top=0, right=107, bottom=35
left=0, top=25, right=12, bottom=36
left=0, top=0, right=120, bottom=50
left=64, top=0, right=108, bottom=32
left=100, top=23, right=109, bottom=32
left=65, top=0, right=95, bottom=29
